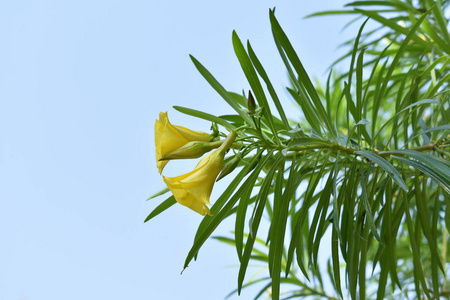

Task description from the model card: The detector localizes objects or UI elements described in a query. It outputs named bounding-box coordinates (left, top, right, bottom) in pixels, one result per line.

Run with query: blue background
left=0, top=1, right=355, bottom=299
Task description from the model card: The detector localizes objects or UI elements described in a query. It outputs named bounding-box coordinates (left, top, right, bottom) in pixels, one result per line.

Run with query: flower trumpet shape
left=155, top=112, right=211, bottom=173
left=163, top=131, right=237, bottom=216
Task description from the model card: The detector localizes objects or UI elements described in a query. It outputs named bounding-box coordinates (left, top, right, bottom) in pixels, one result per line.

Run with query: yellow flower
left=155, top=112, right=210, bottom=174
left=163, top=131, right=237, bottom=216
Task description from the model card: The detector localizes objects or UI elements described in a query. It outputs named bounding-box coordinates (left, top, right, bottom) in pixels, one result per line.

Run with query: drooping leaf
left=144, top=196, right=177, bottom=222
left=355, top=150, right=408, bottom=191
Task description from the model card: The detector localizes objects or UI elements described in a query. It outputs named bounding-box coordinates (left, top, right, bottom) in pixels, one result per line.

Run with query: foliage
left=148, top=0, right=450, bottom=299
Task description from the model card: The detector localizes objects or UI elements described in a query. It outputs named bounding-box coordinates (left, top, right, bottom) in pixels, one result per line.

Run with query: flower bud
left=247, top=90, right=257, bottom=115
left=216, top=153, right=241, bottom=181
left=211, top=123, right=219, bottom=138
left=161, top=140, right=223, bottom=160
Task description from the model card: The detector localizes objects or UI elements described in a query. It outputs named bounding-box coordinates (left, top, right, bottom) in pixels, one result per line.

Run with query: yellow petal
left=155, top=112, right=211, bottom=174
left=173, top=125, right=210, bottom=142
left=162, top=149, right=225, bottom=215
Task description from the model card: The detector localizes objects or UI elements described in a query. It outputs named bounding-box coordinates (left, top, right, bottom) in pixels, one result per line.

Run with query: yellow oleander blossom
left=162, top=131, right=237, bottom=216
left=163, top=149, right=224, bottom=215
left=155, top=112, right=210, bottom=173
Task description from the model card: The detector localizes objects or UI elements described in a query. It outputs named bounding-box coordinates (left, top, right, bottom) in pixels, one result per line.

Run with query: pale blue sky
left=0, top=1, right=356, bottom=299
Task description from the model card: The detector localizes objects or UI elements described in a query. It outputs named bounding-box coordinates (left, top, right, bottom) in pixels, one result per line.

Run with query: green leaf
left=430, top=192, right=441, bottom=300
left=371, top=55, right=390, bottom=137
left=405, top=124, right=450, bottom=145
left=232, top=31, right=279, bottom=143
left=286, top=87, right=323, bottom=135
left=419, top=55, right=449, bottom=78
left=391, top=154, right=450, bottom=194
left=345, top=0, right=416, bottom=11
left=146, top=187, right=169, bottom=200
left=306, top=10, right=358, bottom=18
left=356, top=150, right=408, bottom=191
left=360, top=170, right=383, bottom=244
left=268, top=166, right=286, bottom=300
left=288, top=137, right=332, bottom=147
left=173, top=106, right=237, bottom=131
left=445, top=193, right=450, bottom=234
left=287, top=152, right=330, bottom=280
left=379, top=179, right=401, bottom=289
left=347, top=17, right=369, bottom=121
left=373, top=99, right=438, bottom=144
left=309, top=170, right=334, bottom=267
left=400, top=99, right=438, bottom=112
left=425, top=72, right=450, bottom=99
left=238, top=155, right=282, bottom=294
left=234, top=155, right=267, bottom=260
left=189, top=55, right=253, bottom=125
left=247, top=41, right=291, bottom=130
left=144, top=196, right=177, bottom=223
left=190, top=150, right=264, bottom=261
left=183, top=151, right=271, bottom=271
left=353, top=8, right=429, bottom=47
left=332, top=218, right=343, bottom=298
left=270, top=9, right=337, bottom=141
left=376, top=253, right=389, bottom=300
left=425, top=0, right=450, bottom=45
left=371, top=10, right=431, bottom=136
left=402, top=191, right=432, bottom=299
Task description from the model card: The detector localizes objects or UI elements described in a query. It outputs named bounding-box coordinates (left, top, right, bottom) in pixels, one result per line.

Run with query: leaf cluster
left=147, top=1, right=450, bottom=299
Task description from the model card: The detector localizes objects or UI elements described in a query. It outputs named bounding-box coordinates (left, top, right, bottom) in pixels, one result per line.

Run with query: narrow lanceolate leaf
left=353, top=9, right=429, bottom=47
left=355, top=45, right=366, bottom=123
left=431, top=193, right=441, bottom=299
left=306, top=10, right=357, bottom=18
left=347, top=17, right=369, bottom=115
left=268, top=165, right=285, bottom=274
left=269, top=166, right=286, bottom=300
left=288, top=137, right=332, bottom=149
left=191, top=150, right=264, bottom=258
left=413, top=171, right=445, bottom=277
left=406, top=124, right=450, bottom=145
left=146, top=187, right=169, bottom=200
left=373, top=99, right=439, bottom=144
left=332, top=213, right=343, bottom=298
left=173, top=106, right=237, bottom=131
left=309, top=170, right=334, bottom=267
left=391, top=155, right=450, bottom=194
left=269, top=9, right=337, bottom=141
left=386, top=149, right=450, bottom=193
left=235, top=153, right=273, bottom=260
left=238, top=155, right=283, bottom=294
left=402, top=191, right=432, bottom=299
left=183, top=151, right=271, bottom=271
left=384, top=149, right=450, bottom=169
left=373, top=10, right=431, bottom=119
left=189, top=55, right=253, bottom=125
left=425, top=0, right=450, bottom=44
left=247, top=41, right=290, bottom=130
left=356, top=150, right=408, bottom=191
left=144, top=196, right=176, bottom=222
left=235, top=173, right=256, bottom=261
left=425, top=72, right=450, bottom=99
left=345, top=0, right=416, bottom=11
left=360, top=171, right=383, bottom=244
left=232, top=31, right=279, bottom=142
left=400, top=99, right=438, bottom=112
left=287, top=87, right=323, bottom=135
